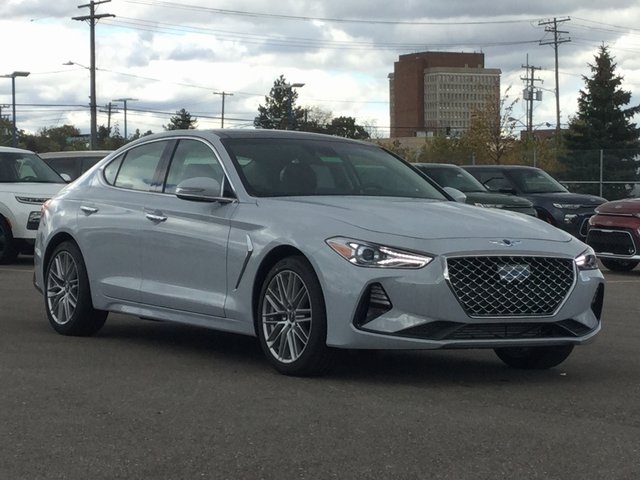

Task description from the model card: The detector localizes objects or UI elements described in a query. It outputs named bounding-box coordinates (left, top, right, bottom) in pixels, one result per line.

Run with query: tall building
left=389, top=51, right=501, bottom=137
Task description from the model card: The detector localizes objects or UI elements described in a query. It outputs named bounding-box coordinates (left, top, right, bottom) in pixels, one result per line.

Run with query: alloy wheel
left=261, top=270, right=312, bottom=363
left=46, top=251, right=80, bottom=325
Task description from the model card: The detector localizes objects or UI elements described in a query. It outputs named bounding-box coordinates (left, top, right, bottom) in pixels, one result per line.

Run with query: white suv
left=0, top=146, right=67, bottom=263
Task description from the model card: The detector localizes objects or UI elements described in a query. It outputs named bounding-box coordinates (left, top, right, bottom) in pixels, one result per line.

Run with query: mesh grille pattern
left=587, top=228, right=636, bottom=256
left=446, top=256, right=575, bottom=317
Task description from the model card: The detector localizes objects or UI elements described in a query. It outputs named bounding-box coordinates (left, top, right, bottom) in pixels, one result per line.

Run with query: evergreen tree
left=254, top=75, right=305, bottom=130
left=165, top=109, right=198, bottom=130
left=562, top=45, right=640, bottom=199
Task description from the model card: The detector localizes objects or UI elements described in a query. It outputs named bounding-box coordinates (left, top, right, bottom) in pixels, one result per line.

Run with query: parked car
left=586, top=198, right=640, bottom=271
left=34, top=130, right=604, bottom=376
left=39, top=150, right=112, bottom=181
left=413, top=163, right=537, bottom=217
left=0, top=146, right=68, bottom=263
left=463, top=165, right=606, bottom=240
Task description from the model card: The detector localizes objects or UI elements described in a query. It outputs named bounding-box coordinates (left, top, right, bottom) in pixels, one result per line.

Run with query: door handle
left=80, top=206, right=98, bottom=215
left=145, top=213, right=167, bottom=223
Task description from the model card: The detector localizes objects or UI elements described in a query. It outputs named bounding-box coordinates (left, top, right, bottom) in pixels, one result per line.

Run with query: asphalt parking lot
left=1, top=256, right=639, bottom=479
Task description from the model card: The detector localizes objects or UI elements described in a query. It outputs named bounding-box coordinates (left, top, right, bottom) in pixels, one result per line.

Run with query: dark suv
left=414, top=163, right=536, bottom=217
left=463, top=165, right=606, bottom=240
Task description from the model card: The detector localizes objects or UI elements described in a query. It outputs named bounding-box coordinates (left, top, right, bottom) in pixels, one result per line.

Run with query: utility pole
left=113, top=98, right=137, bottom=139
left=539, top=17, right=570, bottom=137
left=213, top=91, right=233, bottom=128
left=73, top=1, right=115, bottom=149
left=520, top=56, right=543, bottom=136
left=99, top=101, right=120, bottom=132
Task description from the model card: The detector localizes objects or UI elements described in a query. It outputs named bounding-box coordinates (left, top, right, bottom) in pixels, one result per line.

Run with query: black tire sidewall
left=601, top=258, right=638, bottom=272
left=0, top=216, right=18, bottom=264
left=494, top=345, right=574, bottom=369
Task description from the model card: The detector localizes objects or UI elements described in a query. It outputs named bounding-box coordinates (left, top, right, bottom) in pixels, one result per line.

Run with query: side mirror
left=443, top=186, right=467, bottom=203
left=175, top=177, right=234, bottom=203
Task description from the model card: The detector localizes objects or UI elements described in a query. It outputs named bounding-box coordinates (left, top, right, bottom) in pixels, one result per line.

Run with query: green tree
left=562, top=45, right=640, bottom=199
left=254, top=75, right=305, bottom=130
left=21, top=125, right=85, bottom=152
left=326, top=116, right=370, bottom=140
left=416, top=135, right=473, bottom=165
left=0, top=116, right=11, bottom=146
left=165, top=108, right=198, bottom=130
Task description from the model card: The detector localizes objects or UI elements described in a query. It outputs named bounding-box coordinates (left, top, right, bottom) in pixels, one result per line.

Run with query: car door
left=140, top=138, right=235, bottom=317
left=77, top=140, right=171, bottom=303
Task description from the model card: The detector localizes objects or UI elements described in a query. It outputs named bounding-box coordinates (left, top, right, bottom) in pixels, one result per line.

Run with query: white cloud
left=1, top=0, right=639, bottom=142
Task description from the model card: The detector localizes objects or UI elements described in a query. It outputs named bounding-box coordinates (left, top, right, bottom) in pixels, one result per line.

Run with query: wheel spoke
left=262, top=268, right=313, bottom=364
left=46, top=251, right=79, bottom=326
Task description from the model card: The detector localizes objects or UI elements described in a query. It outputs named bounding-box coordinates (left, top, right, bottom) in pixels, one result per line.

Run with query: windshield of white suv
left=0, top=152, right=65, bottom=183
left=224, top=137, right=448, bottom=200
left=508, top=168, right=568, bottom=194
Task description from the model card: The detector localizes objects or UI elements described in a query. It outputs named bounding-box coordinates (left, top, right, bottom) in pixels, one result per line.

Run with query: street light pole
left=1, top=71, right=30, bottom=147
left=113, top=97, right=138, bottom=140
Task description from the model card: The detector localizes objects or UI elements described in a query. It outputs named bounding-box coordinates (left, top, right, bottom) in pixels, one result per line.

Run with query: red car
left=586, top=198, right=640, bottom=271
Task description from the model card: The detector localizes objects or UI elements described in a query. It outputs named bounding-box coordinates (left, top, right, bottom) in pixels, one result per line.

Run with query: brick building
left=388, top=51, right=501, bottom=138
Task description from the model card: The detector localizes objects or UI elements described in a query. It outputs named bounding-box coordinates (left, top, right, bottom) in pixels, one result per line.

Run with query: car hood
left=595, top=198, right=640, bottom=215
left=527, top=192, right=606, bottom=206
left=2, top=183, right=66, bottom=198
left=267, top=197, right=571, bottom=242
left=463, top=191, right=533, bottom=207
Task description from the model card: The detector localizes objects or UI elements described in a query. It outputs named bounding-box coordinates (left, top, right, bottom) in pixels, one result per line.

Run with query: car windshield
left=509, top=168, right=568, bottom=194
left=223, top=137, right=448, bottom=200
left=416, top=165, right=486, bottom=193
left=0, top=152, right=65, bottom=183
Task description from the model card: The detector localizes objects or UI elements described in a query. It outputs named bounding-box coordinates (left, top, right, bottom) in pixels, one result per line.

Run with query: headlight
left=553, top=203, right=581, bottom=210
left=326, top=237, right=432, bottom=269
left=575, top=247, right=599, bottom=271
left=15, top=196, right=49, bottom=205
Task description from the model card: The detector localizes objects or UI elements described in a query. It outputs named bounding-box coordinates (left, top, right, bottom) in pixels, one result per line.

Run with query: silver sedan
left=34, top=130, right=604, bottom=376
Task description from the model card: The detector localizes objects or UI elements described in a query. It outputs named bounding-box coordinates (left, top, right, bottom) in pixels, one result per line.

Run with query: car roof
left=39, top=150, right=113, bottom=159
left=129, top=128, right=373, bottom=146
left=414, top=163, right=464, bottom=169
left=0, top=146, right=36, bottom=154
left=463, top=165, right=541, bottom=171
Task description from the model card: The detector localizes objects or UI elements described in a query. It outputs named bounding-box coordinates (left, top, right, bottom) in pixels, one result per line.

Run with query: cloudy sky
left=1, top=0, right=640, bottom=140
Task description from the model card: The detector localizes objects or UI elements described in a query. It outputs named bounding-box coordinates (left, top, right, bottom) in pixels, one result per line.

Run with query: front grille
left=446, top=256, right=575, bottom=317
left=399, top=319, right=593, bottom=341
left=586, top=228, right=636, bottom=256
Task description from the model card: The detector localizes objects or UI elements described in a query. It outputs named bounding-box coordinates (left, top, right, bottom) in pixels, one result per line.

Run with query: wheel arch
left=251, top=245, right=317, bottom=335
left=42, top=232, right=80, bottom=277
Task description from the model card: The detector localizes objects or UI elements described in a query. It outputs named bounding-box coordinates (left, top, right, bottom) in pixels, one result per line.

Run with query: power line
left=124, top=0, right=538, bottom=26
left=104, top=17, right=541, bottom=51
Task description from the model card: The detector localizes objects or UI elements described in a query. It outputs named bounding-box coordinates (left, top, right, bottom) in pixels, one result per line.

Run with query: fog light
left=27, top=211, right=42, bottom=230
left=563, top=214, right=578, bottom=224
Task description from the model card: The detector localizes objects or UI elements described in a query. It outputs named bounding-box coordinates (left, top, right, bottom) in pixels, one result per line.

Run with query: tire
left=600, top=258, right=639, bottom=272
left=44, top=241, right=107, bottom=336
left=257, top=256, right=333, bottom=376
left=494, top=345, right=574, bottom=370
left=0, top=217, right=18, bottom=264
